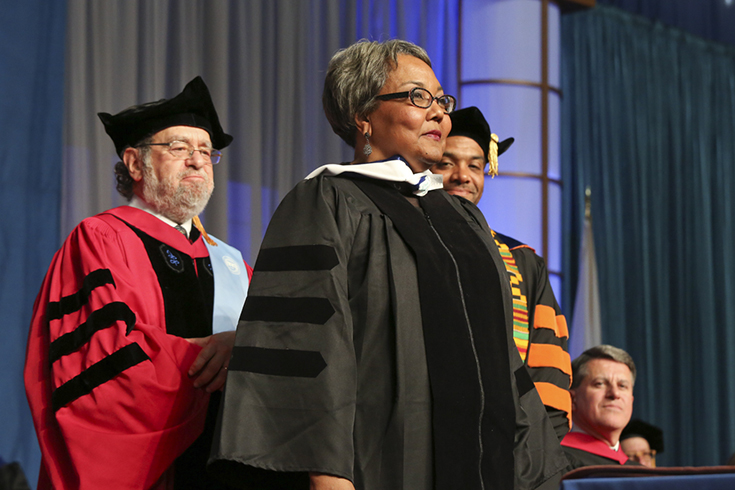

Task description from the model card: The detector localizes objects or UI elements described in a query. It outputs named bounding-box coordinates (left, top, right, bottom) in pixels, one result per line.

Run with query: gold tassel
left=193, top=216, right=217, bottom=246
left=487, top=133, right=499, bottom=178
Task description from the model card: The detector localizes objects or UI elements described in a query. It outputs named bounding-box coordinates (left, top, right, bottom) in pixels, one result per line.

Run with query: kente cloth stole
left=492, top=231, right=530, bottom=362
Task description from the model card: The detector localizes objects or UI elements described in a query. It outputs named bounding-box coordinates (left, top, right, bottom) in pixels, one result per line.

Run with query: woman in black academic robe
left=211, top=39, right=569, bottom=490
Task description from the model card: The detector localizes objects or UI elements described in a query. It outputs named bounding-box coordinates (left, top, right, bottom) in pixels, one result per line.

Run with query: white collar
left=128, top=195, right=193, bottom=236
left=305, top=157, right=444, bottom=197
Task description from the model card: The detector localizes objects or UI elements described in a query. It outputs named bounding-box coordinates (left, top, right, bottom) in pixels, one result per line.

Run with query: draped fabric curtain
left=597, top=0, right=735, bottom=47
left=62, top=0, right=458, bottom=263
left=562, top=5, right=735, bottom=466
left=0, top=0, right=66, bottom=486
left=62, top=0, right=357, bottom=260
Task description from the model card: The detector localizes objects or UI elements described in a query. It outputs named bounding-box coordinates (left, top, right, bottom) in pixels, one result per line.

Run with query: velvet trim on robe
left=352, top=178, right=515, bottom=490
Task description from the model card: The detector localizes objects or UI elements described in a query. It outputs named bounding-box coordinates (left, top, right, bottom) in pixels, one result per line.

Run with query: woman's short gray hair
left=571, top=344, right=637, bottom=389
left=322, top=39, right=432, bottom=147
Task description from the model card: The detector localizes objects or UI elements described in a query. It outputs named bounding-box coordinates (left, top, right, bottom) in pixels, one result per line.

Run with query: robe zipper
left=424, top=211, right=486, bottom=490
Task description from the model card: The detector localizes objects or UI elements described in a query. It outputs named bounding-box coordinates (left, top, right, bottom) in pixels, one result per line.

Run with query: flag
left=569, top=188, right=601, bottom=359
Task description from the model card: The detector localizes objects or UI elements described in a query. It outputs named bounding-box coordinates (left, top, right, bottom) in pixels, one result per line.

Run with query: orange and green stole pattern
left=492, top=231, right=532, bottom=361
left=492, top=230, right=572, bottom=427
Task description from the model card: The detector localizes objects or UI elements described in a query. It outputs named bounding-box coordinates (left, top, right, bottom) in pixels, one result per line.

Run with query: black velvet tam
left=98, top=76, right=233, bottom=156
left=449, top=106, right=514, bottom=162
left=621, top=418, right=665, bottom=453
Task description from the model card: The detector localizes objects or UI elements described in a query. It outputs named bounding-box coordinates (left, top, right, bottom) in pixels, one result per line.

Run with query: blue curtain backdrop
left=598, top=0, right=735, bottom=47
left=562, top=5, right=735, bottom=466
left=0, top=0, right=66, bottom=486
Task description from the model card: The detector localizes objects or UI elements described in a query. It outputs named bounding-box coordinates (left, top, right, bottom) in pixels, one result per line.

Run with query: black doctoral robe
left=210, top=172, right=569, bottom=490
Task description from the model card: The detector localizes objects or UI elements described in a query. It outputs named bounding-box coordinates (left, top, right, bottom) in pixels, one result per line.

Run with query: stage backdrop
left=0, top=0, right=66, bottom=486
left=6, top=0, right=459, bottom=486
left=562, top=5, right=735, bottom=467
left=61, top=0, right=459, bottom=261
left=5, top=1, right=735, bottom=488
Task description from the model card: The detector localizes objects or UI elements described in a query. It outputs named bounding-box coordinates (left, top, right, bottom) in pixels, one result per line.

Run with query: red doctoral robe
left=24, top=206, right=251, bottom=490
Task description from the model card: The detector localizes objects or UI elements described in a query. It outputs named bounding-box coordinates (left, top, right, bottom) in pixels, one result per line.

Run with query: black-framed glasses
left=138, top=141, right=222, bottom=164
left=375, top=87, right=457, bottom=113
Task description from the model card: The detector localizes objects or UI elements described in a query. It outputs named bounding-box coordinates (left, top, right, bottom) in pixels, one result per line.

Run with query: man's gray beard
left=139, top=158, right=214, bottom=224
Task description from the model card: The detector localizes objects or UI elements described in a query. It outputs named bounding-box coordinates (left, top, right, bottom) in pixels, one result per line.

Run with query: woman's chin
left=405, top=160, right=433, bottom=173
left=411, top=152, right=443, bottom=173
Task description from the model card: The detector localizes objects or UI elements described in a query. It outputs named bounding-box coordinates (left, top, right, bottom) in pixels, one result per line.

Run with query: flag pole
left=569, top=186, right=602, bottom=358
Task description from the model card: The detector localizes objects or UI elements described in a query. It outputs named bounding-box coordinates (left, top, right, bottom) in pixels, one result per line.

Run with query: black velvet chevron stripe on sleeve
left=254, top=245, right=339, bottom=272
left=229, top=346, right=327, bottom=378
left=46, top=269, right=116, bottom=321
left=526, top=367, right=571, bottom=392
left=51, top=343, right=150, bottom=412
left=48, top=302, right=137, bottom=364
left=240, top=296, right=335, bottom=324
left=529, top=326, right=569, bottom=352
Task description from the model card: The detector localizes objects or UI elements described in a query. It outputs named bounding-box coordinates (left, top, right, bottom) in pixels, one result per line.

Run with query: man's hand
left=185, top=331, right=236, bottom=392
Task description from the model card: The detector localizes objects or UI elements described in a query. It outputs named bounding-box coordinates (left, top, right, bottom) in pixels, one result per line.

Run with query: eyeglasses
left=375, top=87, right=457, bottom=113
left=139, top=141, right=222, bottom=164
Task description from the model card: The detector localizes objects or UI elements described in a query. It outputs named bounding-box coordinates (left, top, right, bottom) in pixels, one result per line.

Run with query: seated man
left=561, top=345, right=639, bottom=469
left=432, top=106, right=572, bottom=439
left=621, top=419, right=664, bottom=467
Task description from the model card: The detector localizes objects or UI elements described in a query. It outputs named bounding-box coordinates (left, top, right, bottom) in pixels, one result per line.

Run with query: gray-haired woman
left=211, top=39, right=569, bottom=490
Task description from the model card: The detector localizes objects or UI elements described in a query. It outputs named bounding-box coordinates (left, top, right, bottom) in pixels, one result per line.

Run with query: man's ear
left=122, top=147, right=144, bottom=182
left=570, top=389, right=577, bottom=410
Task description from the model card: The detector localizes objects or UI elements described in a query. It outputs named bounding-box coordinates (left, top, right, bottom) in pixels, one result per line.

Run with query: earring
left=363, top=132, right=372, bottom=157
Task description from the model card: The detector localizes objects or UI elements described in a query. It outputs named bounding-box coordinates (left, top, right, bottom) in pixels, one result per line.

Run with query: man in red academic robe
left=560, top=345, right=640, bottom=469
left=24, top=77, right=251, bottom=490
